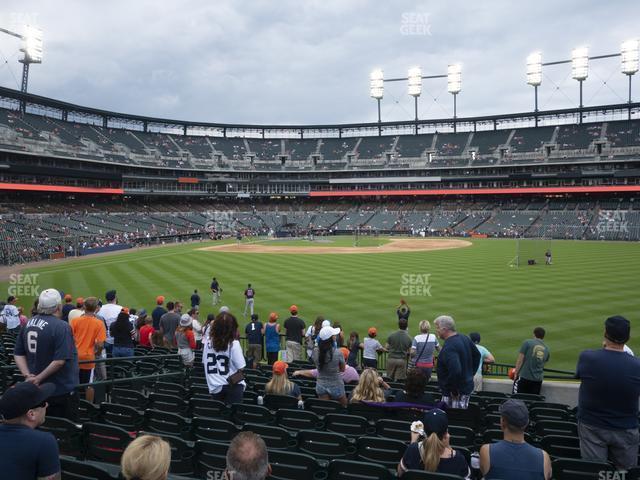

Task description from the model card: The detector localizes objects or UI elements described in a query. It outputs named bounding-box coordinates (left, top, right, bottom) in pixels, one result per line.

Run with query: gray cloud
left=0, top=0, right=638, bottom=125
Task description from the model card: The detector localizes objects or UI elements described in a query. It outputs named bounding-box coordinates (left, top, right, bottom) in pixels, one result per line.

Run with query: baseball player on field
left=243, top=283, right=255, bottom=317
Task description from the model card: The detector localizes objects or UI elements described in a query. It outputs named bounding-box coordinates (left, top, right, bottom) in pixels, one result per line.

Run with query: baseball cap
left=423, top=408, right=448, bottom=438
left=138, top=308, right=147, bottom=317
left=321, top=320, right=331, bottom=328
left=499, top=399, right=529, bottom=429
left=105, top=290, right=117, bottom=302
left=469, top=332, right=481, bottom=344
left=7, top=295, right=17, bottom=303
left=156, top=295, right=165, bottom=305
left=319, top=326, right=341, bottom=341
left=273, top=361, right=288, bottom=375
left=605, top=315, right=630, bottom=344
left=0, top=382, right=56, bottom=421
left=289, top=305, right=298, bottom=314
left=180, top=314, right=192, bottom=327
left=269, top=312, right=279, bottom=322
left=76, top=297, right=84, bottom=306
left=38, top=289, right=62, bottom=309
left=219, top=306, right=230, bottom=314
left=340, top=347, right=350, bottom=361
left=121, top=307, right=130, bottom=315
left=368, top=327, right=377, bottom=336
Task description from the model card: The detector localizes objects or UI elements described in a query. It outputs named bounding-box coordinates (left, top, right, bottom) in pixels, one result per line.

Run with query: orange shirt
left=71, top=314, right=107, bottom=370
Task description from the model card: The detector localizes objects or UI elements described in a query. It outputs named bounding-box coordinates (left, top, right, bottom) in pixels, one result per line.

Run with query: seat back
left=231, top=403, right=274, bottom=425
left=242, top=423, right=296, bottom=449
left=39, top=416, right=83, bottom=457
left=277, top=408, right=322, bottom=431
left=264, top=394, right=300, bottom=410
left=189, top=397, right=228, bottom=418
left=376, top=418, right=411, bottom=442
left=143, top=409, right=191, bottom=439
left=325, top=413, right=374, bottom=437
left=355, top=436, right=407, bottom=469
left=99, top=402, right=144, bottom=430
left=268, top=448, right=326, bottom=480
left=297, top=430, right=355, bottom=460
left=60, top=457, right=116, bottom=480
left=305, top=398, right=345, bottom=417
left=328, top=459, right=392, bottom=480
left=194, top=440, right=229, bottom=478
left=82, top=422, right=133, bottom=464
left=552, top=457, right=614, bottom=480
left=541, top=435, right=582, bottom=459
left=192, top=417, right=240, bottom=442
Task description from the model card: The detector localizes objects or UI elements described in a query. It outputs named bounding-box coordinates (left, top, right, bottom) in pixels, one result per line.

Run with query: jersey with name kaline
left=202, top=339, right=246, bottom=394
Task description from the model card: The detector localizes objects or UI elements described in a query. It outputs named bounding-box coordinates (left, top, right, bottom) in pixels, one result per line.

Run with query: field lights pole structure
left=526, top=52, right=542, bottom=127
left=621, top=39, right=640, bottom=120
left=447, top=64, right=462, bottom=133
left=571, top=47, right=589, bottom=124
left=408, top=66, right=422, bottom=135
left=370, top=69, right=384, bottom=136
left=0, top=25, right=43, bottom=113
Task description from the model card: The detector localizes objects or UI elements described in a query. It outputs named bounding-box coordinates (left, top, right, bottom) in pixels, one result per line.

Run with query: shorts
left=362, top=358, right=378, bottom=369
left=178, top=348, right=195, bottom=365
left=316, top=383, right=346, bottom=400
left=247, top=344, right=262, bottom=363
left=79, top=369, right=92, bottom=384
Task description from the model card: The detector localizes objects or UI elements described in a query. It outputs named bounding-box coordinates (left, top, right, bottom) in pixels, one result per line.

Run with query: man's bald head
left=226, top=431, right=269, bottom=480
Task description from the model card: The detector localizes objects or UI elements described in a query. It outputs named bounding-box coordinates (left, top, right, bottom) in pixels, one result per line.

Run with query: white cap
left=180, top=314, right=192, bottom=327
left=318, top=326, right=341, bottom=341
left=321, top=320, right=331, bottom=328
left=38, top=289, right=61, bottom=309
left=219, top=306, right=230, bottom=314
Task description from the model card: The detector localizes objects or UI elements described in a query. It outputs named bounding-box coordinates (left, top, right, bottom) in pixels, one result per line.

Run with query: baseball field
left=2, top=236, right=639, bottom=372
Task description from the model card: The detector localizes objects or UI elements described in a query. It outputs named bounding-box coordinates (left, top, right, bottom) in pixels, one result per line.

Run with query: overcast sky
left=0, top=1, right=638, bottom=125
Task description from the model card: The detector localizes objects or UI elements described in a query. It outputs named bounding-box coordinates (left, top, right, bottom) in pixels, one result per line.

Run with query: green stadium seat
left=143, top=409, right=192, bottom=439
left=268, top=449, right=326, bottom=480
left=39, top=416, right=83, bottom=457
left=552, top=457, right=614, bottom=480
left=277, top=408, right=322, bottom=431
left=305, top=398, right=345, bottom=417
left=231, top=403, right=274, bottom=425
left=148, top=392, right=189, bottom=416
left=99, top=402, right=144, bottom=430
left=401, top=470, right=465, bottom=479
left=541, top=435, right=582, bottom=459
left=325, top=413, right=375, bottom=438
left=194, top=440, right=229, bottom=478
left=192, top=417, right=240, bottom=442
left=296, top=430, right=356, bottom=462
left=110, top=388, right=149, bottom=409
left=242, top=422, right=297, bottom=449
left=535, top=420, right=578, bottom=437
left=189, top=397, right=228, bottom=418
left=355, top=436, right=407, bottom=469
left=376, top=418, right=411, bottom=442
left=82, top=422, right=134, bottom=464
left=327, top=459, right=393, bottom=480
left=447, top=425, right=476, bottom=449
left=60, top=456, right=117, bottom=480
left=264, top=393, right=300, bottom=410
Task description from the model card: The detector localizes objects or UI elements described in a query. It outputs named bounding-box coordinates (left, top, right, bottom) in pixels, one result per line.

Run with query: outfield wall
left=484, top=378, right=580, bottom=407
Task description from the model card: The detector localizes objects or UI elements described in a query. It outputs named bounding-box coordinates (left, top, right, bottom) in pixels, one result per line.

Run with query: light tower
left=408, top=66, right=422, bottom=134
left=572, top=47, right=589, bottom=123
left=447, top=64, right=461, bottom=132
left=526, top=52, right=542, bottom=126
left=621, top=39, right=639, bottom=120
left=370, top=69, right=384, bottom=135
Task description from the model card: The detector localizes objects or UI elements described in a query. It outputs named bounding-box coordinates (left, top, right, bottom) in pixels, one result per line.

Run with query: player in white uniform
left=243, top=284, right=255, bottom=318
left=202, top=312, right=245, bottom=404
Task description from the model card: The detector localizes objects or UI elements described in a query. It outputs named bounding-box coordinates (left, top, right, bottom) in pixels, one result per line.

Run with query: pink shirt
left=311, top=365, right=360, bottom=384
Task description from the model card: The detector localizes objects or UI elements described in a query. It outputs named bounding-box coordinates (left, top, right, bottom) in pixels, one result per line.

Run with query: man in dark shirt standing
left=14, top=288, right=79, bottom=421
left=576, top=315, right=640, bottom=470
left=513, top=327, right=550, bottom=395
left=434, top=315, right=480, bottom=409
left=191, top=289, right=201, bottom=309
left=0, top=382, right=61, bottom=479
left=151, top=296, right=167, bottom=331
left=211, top=277, right=221, bottom=305
left=61, top=294, right=74, bottom=323
left=386, top=318, right=413, bottom=381
left=159, top=301, right=180, bottom=347
left=283, top=305, right=305, bottom=361
left=245, top=314, right=264, bottom=369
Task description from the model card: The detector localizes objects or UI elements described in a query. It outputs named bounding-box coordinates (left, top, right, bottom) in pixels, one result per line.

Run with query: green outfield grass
left=3, top=237, right=639, bottom=372
left=256, top=236, right=389, bottom=247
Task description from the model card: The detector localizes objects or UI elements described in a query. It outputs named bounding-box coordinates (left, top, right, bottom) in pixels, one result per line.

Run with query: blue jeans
left=112, top=346, right=134, bottom=358
left=316, top=383, right=346, bottom=400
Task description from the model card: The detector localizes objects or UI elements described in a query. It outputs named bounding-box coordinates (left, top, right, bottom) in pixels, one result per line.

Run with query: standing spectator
left=176, top=315, right=196, bottom=367
left=394, top=368, right=433, bottom=405
left=151, top=295, right=167, bottom=331
left=243, top=283, right=255, bottom=317
left=70, top=297, right=106, bottom=402
left=159, top=301, right=180, bottom=347
left=470, top=332, right=495, bottom=392
left=202, top=312, right=216, bottom=341
left=284, top=305, right=305, bottom=362
left=0, top=382, right=61, bottom=479
left=293, top=347, right=360, bottom=384
left=362, top=327, right=387, bottom=369
left=0, top=295, right=21, bottom=334
left=203, top=312, right=246, bottom=405
left=434, top=315, right=480, bottom=409
left=479, top=399, right=551, bottom=479
left=225, top=431, right=270, bottom=480
left=18, top=307, right=28, bottom=328
left=210, top=277, right=221, bottom=305
left=513, top=327, right=550, bottom=395
left=61, top=294, right=74, bottom=322
left=97, top=289, right=122, bottom=356
left=67, top=297, right=84, bottom=323
left=397, top=298, right=411, bottom=322
left=14, top=288, right=79, bottom=420
left=346, top=331, right=361, bottom=369
left=121, top=435, right=171, bottom=480
left=245, top=313, right=264, bottom=369
left=386, top=318, right=413, bottom=382
left=189, top=308, right=203, bottom=349
left=411, top=320, right=440, bottom=381
left=110, top=311, right=135, bottom=358
left=349, top=368, right=389, bottom=403
left=397, top=408, right=470, bottom=477
left=333, top=321, right=345, bottom=347
left=265, top=361, right=302, bottom=400
left=576, top=316, right=640, bottom=470
left=304, top=316, right=323, bottom=360
left=313, top=326, right=347, bottom=406
left=190, top=289, right=200, bottom=309
left=138, top=315, right=155, bottom=349
left=263, top=312, right=281, bottom=365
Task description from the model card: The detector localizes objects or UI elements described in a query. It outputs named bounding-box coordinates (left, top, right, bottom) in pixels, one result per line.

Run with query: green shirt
left=519, top=338, right=550, bottom=381
left=387, top=330, right=412, bottom=359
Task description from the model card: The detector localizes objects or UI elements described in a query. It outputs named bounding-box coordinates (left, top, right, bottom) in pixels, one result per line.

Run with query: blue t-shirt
left=475, top=344, right=491, bottom=375
left=0, top=424, right=60, bottom=479
left=576, top=348, right=640, bottom=430
left=245, top=321, right=264, bottom=345
left=14, top=314, right=79, bottom=396
left=265, top=323, right=280, bottom=353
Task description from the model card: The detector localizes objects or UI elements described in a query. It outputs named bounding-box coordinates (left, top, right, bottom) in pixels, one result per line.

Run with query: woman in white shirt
left=203, top=312, right=246, bottom=405
left=411, top=320, right=440, bottom=381
left=189, top=308, right=203, bottom=349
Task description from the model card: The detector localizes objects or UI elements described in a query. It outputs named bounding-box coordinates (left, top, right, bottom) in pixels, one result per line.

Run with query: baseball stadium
left=0, top=3, right=639, bottom=479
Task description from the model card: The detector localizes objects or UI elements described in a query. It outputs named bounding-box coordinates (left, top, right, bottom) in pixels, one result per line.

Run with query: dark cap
left=0, top=382, right=56, bottom=421
left=469, top=332, right=481, bottom=344
left=423, top=408, right=448, bottom=438
left=105, top=290, right=117, bottom=302
left=605, top=315, right=630, bottom=344
left=499, top=399, right=529, bottom=429
left=7, top=295, right=17, bottom=303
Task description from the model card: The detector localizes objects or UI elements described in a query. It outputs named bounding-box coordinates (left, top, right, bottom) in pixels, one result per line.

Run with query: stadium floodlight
left=408, top=66, right=422, bottom=97
left=526, top=52, right=542, bottom=87
left=447, top=64, right=462, bottom=94
left=21, top=25, right=43, bottom=63
left=621, top=39, right=639, bottom=75
left=369, top=69, right=384, bottom=99
left=571, top=46, right=589, bottom=81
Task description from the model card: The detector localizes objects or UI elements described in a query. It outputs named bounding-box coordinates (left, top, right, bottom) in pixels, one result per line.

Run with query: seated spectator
left=225, top=431, right=271, bottom=480
left=479, top=399, right=551, bottom=480
left=349, top=368, right=389, bottom=403
left=265, top=361, right=302, bottom=400
left=397, top=408, right=470, bottom=478
left=361, top=327, right=387, bottom=369
left=394, top=369, right=433, bottom=405
left=0, top=382, right=61, bottom=479
left=292, top=347, right=360, bottom=384
left=121, top=434, right=171, bottom=480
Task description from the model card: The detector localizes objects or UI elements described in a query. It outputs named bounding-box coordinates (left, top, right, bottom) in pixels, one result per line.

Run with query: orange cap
left=340, top=347, right=350, bottom=361
left=368, top=327, right=377, bottom=336
left=156, top=295, right=165, bottom=305
left=269, top=312, right=279, bottom=322
left=76, top=297, right=84, bottom=305
left=121, top=307, right=130, bottom=314
left=289, top=305, right=298, bottom=314
left=64, top=294, right=73, bottom=302
left=273, top=361, right=288, bottom=375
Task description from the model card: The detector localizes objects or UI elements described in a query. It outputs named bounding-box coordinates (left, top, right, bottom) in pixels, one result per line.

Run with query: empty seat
left=231, top=404, right=274, bottom=425
left=377, top=418, right=411, bottom=442
left=268, top=449, right=325, bottom=480
left=448, top=425, right=476, bottom=449
left=535, top=420, right=578, bottom=437
left=148, top=392, right=189, bottom=416
left=60, top=456, right=117, bottom=480
left=99, top=402, right=144, bottom=430
left=110, top=388, right=149, bottom=409
left=194, top=440, right=229, bottom=478
left=189, top=397, right=228, bottom=418
left=530, top=407, right=570, bottom=422
left=143, top=409, right=191, bottom=439
left=355, top=436, right=407, bottom=469
left=242, top=423, right=296, bottom=449
left=328, top=458, right=393, bottom=480
left=277, top=409, right=322, bottom=431
left=192, top=417, right=240, bottom=442
left=264, top=394, right=300, bottom=411
left=401, top=470, right=466, bottom=479
left=325, top=413, right=375, bottom=437
left=541, top=435, right=581, bottom=459
left=82, top=422, right=133, bottom=464
left=305, top=398, right=345, bottom=417
left=39, top=416, right=83, bottom=457
left=552, top=457, right=614, bottom=480
left=297, top=430, right=355, bottom=462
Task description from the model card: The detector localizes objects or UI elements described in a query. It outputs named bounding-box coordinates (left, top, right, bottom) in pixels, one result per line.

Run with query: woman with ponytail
left=397, top=409, right=470, bottom=478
